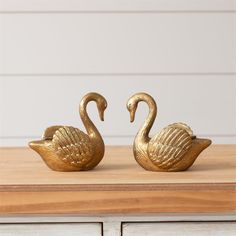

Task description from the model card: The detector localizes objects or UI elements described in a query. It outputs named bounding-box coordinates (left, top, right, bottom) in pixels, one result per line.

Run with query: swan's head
left=81, top=92, right=107, bottom=121
left=127, top=93, right=157, bottom=123
left=96, top=94, right=107, bottom=121
left=126, top=95, right=139, bottom=122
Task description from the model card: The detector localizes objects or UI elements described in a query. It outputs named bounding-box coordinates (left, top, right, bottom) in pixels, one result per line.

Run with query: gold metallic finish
left=29, top=92, right=107, bottom=171
left=127, top=93, right=212, bottom=172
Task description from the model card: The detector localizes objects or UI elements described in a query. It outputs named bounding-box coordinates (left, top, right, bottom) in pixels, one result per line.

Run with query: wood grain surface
left=0, top=145, right=235, bottom=214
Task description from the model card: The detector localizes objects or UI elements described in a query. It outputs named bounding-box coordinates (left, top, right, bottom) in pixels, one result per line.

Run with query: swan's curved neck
left=79, top=96, right=102, bottom=142
left=136, top=95, right=157, bottom=143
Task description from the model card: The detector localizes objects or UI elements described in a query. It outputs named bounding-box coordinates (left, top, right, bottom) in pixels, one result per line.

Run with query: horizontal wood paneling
left=0, top=77, right=235, bottom=145
left=0, top=13, right=235, bottom=74
left=122, top=222, right=236, bottom=236
left=0, top=223, right=101, bottom=236
left=0, top=2, right=235, bottom=146
left=0, top=0, right=235, bottom=12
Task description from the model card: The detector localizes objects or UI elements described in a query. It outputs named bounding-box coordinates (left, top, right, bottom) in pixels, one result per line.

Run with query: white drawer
left=0, top=223, right=102, bottom=236
left=122, top=222, right=236, bottom=236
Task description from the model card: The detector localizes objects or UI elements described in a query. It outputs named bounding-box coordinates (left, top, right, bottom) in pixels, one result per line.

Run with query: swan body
left=127, top=93, right=211, bottom=172
left=29, top=93, right=107, bottom=171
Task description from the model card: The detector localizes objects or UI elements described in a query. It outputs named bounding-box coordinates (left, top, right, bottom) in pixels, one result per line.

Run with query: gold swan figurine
left=29, top=92, right=107, bottom=171
left=127, top=93, right=212, bottom=172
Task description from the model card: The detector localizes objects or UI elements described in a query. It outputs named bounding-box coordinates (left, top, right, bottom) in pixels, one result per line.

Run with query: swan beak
left=99, top=109, right=104, bottom=121
left=130, top=110, right=135, bottom=122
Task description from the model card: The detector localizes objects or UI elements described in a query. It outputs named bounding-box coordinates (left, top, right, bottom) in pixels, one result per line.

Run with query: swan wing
left=166, top=122, right=193, bottom=136
left=148, top=126, right=192, bottom=169
left=43, top=125, right=64, bottom=140
left=52, top=126, right=94, bottom=167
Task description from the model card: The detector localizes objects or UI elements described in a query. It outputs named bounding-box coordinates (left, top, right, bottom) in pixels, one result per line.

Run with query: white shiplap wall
left=0, top=0, right=235, bottom=146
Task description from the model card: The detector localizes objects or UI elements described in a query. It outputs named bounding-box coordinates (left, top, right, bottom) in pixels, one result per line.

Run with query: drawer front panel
left=122, top=222, right=236, bottom=236
left=0, top=223, right=102, bottom=236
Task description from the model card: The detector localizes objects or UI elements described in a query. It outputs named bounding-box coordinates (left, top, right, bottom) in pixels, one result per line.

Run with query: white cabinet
left=0, top=223, right=102, bottom=236
left=122, top=222, right=236, bottom=236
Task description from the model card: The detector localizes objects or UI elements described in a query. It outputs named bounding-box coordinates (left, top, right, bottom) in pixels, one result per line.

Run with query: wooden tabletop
left=0, top=145, right=236, bottom=214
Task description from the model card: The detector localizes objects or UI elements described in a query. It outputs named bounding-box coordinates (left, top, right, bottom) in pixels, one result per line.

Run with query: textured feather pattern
left=167, top=122, right=193, bottom=136
left=148, top=126, right=192, bottom=169
left=52, top=126, right=94, bottom=167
